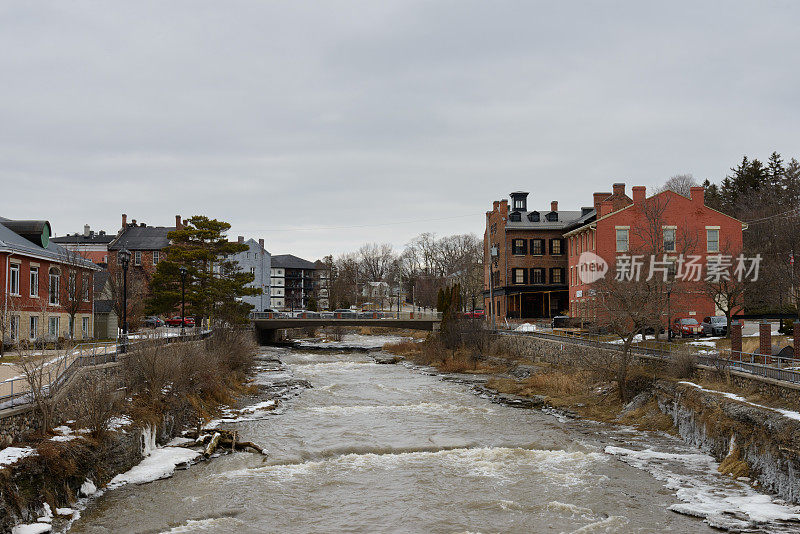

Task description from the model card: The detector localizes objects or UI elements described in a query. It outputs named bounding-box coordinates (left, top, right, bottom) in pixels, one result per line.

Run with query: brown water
left=67, top=345, right=780, bottom=533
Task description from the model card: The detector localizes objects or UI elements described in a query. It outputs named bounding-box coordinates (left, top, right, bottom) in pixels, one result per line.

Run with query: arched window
left=49, top=267, right=60, bottom=305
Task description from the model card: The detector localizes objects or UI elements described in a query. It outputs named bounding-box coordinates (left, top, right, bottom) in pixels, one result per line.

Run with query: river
left=67, top=338, right=800, bottom=533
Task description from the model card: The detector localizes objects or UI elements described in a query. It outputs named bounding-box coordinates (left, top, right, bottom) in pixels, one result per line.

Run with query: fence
left=500, top=329, right=800, bottom=386
left=250, top=310, right=442, bottom=320
left=0, top=330, right=212, bottom=412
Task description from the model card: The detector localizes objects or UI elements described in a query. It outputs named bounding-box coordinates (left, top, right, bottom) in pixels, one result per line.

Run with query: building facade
left=51, top=225, right=115, bottom=266
left=565, top=185, right=745, bottom=325
left=313, top=259, right=331, bottom=310
left=1, top=218, right=98, bottom=343
left=483, top=192, right=595, bottom=320
left=107, top=214, right=181, bottom=278
left=231, top=236, right=271, bottom=312
left=270, top=255, right=317, bottom=311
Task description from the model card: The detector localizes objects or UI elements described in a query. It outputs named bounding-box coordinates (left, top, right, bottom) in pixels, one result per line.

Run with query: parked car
left=320, top=311, right=335, bottom=319
left=672, top=318, right=702, bottom=338
left=165, top=316, right=195, bottom=327
left=463, top=309, right=485, bottom=319
left=333, top=308, right=357, bottom=318
left=143, top=316, right=164, bottom=328
left=701, top=316, right=728, bottom=337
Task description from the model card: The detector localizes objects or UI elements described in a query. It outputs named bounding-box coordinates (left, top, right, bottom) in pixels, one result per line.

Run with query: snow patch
left=604, top=445, right=800, bottom=529
left=107, top=428, right=199, bottom=489
left=514, top=323, right=536, bottom=332
left=0, top=446, right=36, bottom=467
left=11, top=524, right=51, bottom=534
left=679, top=381, right=800, bottom=422
left=79, top=479, right=97, bottom=497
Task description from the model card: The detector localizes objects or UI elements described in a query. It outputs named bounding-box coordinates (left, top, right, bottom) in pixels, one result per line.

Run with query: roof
left=109, top=225, right=175, bottom=251
left=0, top=217, right=99, bottom=270
left=93, top=270, right=109, bottom=294
left=271, top=254, right=317, bottom=270
left=94, top=299, right=114, bottom=314
left=505, top=209, right=595, bottom=231
left=52, top=232, right=115, bottom=245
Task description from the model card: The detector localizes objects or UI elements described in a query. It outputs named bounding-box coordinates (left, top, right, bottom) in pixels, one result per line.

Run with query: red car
left=165, top=316, right=195, bottom=327
left=672, top=318, right=702, bottom=338
left=463, top=309, right=486, bottom=319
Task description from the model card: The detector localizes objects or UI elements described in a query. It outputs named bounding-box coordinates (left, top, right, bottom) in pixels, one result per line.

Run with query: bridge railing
left=250, top=310, right=442, bottom=321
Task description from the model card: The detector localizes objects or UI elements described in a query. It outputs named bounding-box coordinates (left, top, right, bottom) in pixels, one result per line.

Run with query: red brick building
left=565, top=184, right=746, bottom=325
left=483, top=192, right=595, bottom=321
left=1, top=218, right=98, bottom=343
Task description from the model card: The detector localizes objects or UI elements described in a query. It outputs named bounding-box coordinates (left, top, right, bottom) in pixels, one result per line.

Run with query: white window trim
left=615, top=227, right=630, bottom=253
left=9, top=263, right=20, bottom=296
left=30, top=266, right=39, bottom=298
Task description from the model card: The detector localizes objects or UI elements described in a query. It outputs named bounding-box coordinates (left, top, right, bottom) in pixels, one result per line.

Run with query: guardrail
left=0, top=330, right=213, bottom=412
left=501, top=329, right=800, bottom=386
left=250, top=311, right=442, bottom=320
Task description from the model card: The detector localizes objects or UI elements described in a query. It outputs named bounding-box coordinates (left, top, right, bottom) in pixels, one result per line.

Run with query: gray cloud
left=1, top=1, right=798, bottom=259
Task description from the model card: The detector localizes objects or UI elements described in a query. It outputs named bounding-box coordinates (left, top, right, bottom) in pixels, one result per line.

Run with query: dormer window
left=509, top=192, right=529, bottom=212
left=527, top=211, right=540, bottom=222
left=509, top=211, right=521, bottom=222
left=546, top=211, right=559, bottom=222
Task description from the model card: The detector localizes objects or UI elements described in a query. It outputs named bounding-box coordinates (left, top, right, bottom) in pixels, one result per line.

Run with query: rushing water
left=67, top=341, right=799, bottom=533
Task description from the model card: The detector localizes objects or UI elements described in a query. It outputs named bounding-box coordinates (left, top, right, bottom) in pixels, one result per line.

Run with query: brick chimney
left=550, top=201, right=558, bottom=212
left=258, top=238, right=265, bottom=250
left=593, top=192, right=610, bottom=213
left=599, top=199, right=614, bottom=218
left=493, top=200, right=500, bottom=211
left=632, top=186, right=646, bottom=204
left=121, top=214, right=127, bottom=230
left=175, top=215, right=183, bottom=230
left=690, top=186, right=705, bottom=205
left=499, top=199, right=509, bottom=218
left=238, top=236, right=244, bottom=244
left=131, top=219, right=137, bottom=226
left=612, top=183, right=626, bottom=197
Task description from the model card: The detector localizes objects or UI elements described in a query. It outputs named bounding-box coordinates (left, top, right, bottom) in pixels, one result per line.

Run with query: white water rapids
left=66, top=340, right=800, bottom=533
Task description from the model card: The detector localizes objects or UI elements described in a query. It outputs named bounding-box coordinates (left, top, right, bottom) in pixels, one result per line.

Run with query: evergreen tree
left=767, top=151, right=786, bottom=191
left=147, top=216, right=259, bottom=326
left=783, top=158, right=800, bottom=207
left=701, top=179, right=723, bottom=211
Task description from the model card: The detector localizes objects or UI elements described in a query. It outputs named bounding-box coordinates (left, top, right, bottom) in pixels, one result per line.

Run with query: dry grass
left=714, top=335, right=790, bottom=353
left=617, top=398, right=676, bottom=433
left=718, top=446, right=750, bottom=479
left=382, top=340, right=422, bottom=357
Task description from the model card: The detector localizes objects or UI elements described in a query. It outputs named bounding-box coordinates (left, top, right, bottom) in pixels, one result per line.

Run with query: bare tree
left=17, top=346, right=59, bottom=433
left=106, top=261, right=147, bottom=333
left=659, top=174, right=699, bottom=197
left=64, top=371, right=122, bottom=437
left=0, top=293, right=21, bottom=357
left=58, top=248, right=93, bottom=340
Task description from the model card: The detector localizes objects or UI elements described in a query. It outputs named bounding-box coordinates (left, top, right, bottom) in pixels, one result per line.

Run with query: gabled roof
left=93, top=270, right=110, bottom=294
left=0, top=217, right=99, bottom=270
left=271, top=254, right=317, bottom=269
left=108, top=225, right=175, bottom=251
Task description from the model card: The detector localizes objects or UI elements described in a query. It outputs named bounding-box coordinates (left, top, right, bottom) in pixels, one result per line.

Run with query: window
left=83, top=274, right=90, bottom=301
left=513, top=268, right=526, bottom=284
left=29, top=316, right=38, bottom=340
left=663, top=228, right=676, bottom=253
left=530, top=239, right=544, bottom=255
left=10, top=315, right=19, bottom=341
left=513, top=198, right=525, bottom=210
left=550, top=268, right=563, bottom=284
left=153, top=251, right=160, bottom=265
left=49, top=268, right=60, bottom=305
left=512, top=239, right=527, bottom=255
left=707, top=228, right=719, bottom=253
left=531, top=268, right=545, bottom=284
left=250, top=267, right=256, bottom=274
left=82, top=317, right=90, bottom=339
left=134, top=251, right=142, bottom=266
left=9, top=264, right=19, bottom=295
left=527, top=211, right=540, bottom=222
left=30, top=267, right=39, bottom=297
left=48, top=316, right=59, bottom=337
left=550, top=238, right=562, bottom=255
left=68, top=271, right=76, bottom=298
left=616, top=228, right=629, bottom=252
left=509, top=212, right=521, bottom=222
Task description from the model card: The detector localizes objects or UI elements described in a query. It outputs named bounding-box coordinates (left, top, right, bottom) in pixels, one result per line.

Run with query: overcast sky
left=1, top=1, right=798, bottom=259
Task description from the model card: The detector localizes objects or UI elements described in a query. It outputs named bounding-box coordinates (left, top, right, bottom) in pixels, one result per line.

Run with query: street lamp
left=179, top=267, right=188, bottom=336
left=118, top=248, right=131, bottom=352
left=667, top=287, right=672, bottom=341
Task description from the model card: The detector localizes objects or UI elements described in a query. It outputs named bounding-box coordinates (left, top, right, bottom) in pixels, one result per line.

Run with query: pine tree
left=147, top=216, right=259, bottom=326
left=783, top=158, right=800, bottom=207
left=767, top=151, right=786, bottom=191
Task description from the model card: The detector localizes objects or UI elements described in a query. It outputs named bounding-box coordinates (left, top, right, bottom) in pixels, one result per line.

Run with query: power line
left=249, top=213, right=480, bottom=233
left=744, top=207, right=800, bottom=225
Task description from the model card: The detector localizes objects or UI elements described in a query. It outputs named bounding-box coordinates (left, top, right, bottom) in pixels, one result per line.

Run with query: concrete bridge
left=250, top=311, right=442, bottom=344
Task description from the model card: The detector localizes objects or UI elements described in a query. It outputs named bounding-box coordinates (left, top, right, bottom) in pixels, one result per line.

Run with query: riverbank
left=383, top=333, right=800, bottom=511
left=0, top=329, right=259, bottom=534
